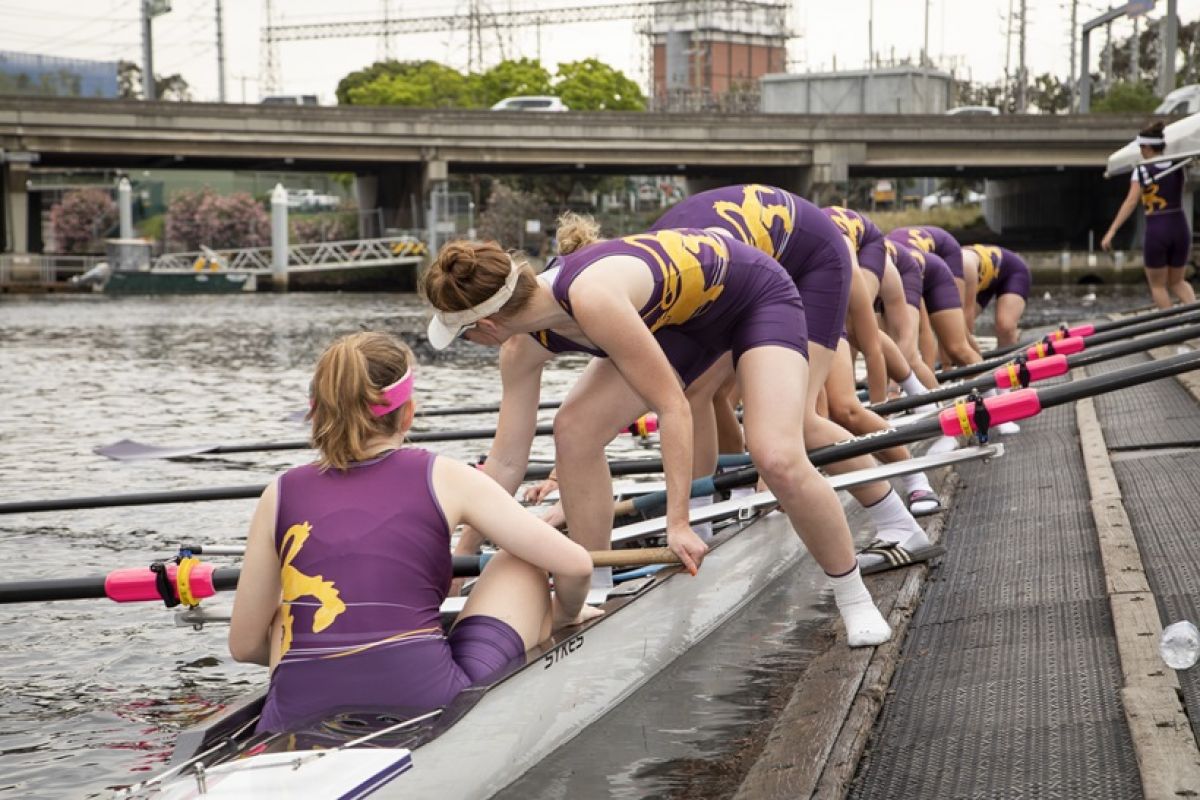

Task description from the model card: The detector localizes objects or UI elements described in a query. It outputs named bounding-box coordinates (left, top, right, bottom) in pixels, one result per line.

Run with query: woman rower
left=422, top=229, right=892, bottom=646
left=649, top=185, right=934, bottom=563
left=962, top=244, right=1031, bottom=347
left=229, top=332, right=596, bottom=733
left=1101, top=121, right=1196, bottom=310
left=889, top=224, right=977, bottom=311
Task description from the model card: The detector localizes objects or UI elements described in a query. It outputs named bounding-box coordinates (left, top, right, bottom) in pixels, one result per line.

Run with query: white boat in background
left=1105, top=110, right=1200, bottom=177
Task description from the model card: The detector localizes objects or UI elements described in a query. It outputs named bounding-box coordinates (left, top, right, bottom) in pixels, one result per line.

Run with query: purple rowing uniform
left=967, top=245, right=1032, bottom=310
left=257, top=448, right=525, bottom=733
left=1132, top=161, right=1192, bottom=268
left=916, top=249, right=962, bottom=314
left=822, top=206, right=888, bottom=283
left=883, top=239, right=923, bottom=310
left=650, top=184, right=850, bottom=351
left=539, top=229, right=807, bottom=385
left=887, top=226, right=964, bottom=280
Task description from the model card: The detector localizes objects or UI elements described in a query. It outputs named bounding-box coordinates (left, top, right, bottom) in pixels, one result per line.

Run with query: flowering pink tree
left=166, top=189, right=270, bottom=251
left=48, top=188, right=118, bottom=254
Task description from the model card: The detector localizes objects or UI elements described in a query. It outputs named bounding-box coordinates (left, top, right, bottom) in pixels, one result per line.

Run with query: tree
left=552, top=59, right=645, bottom=111
left=477, top=182, right=550, bottom=251
left=1092, top=80, right=1159, bottom=113
left=478, top=58, right=553, bottom=107
left=345, top=61, right=481, bottom=107
left=1028, top=73, right=1071, bottom=114
left=336, top=60, right=405, bottom=105
left=49, top=188, right=117, bottom=254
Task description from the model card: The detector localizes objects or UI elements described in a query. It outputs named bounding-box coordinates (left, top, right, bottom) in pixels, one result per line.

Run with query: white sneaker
left=996, top=421, right=1021, bottom=435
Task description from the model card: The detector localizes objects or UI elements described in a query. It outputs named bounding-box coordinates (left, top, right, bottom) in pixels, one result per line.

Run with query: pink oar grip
left=1026, top=336, right=1084, bottom=360
left=1067, top=324, right=1095, bottom=338
left=104, top=563, right=218, bottom=604
left=938, top=388, right=1043, bottom=436
left=991, top=354, right=1069, bottom=389
left=626, top=413, right=658, bottom=437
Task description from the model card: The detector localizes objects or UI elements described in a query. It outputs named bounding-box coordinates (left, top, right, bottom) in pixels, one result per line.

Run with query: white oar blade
left=94, top=439, right=219, bottom=461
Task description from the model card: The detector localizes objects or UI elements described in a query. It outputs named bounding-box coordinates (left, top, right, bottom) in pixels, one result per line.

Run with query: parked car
left=920, top=189, right=986, bottom=210
left=287, top=188, right=340, bottom=212
left=261, top=94, right=319, bottom=106
left=945, top=105, right=1000, bottom=116
left=1155, top=85, right=1200, bottom=116
left=490, top=96, right=569, bottom=112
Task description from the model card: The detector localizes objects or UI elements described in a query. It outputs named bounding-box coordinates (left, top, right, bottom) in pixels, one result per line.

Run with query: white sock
left=828, top=566, right=892, bottom=647
left=863, top=488, right=923, bottom=542
left=901, top=371, right=928, bottom=397
left=690, top=494, right=714, bottom=542
left=900, top=471, right=932, bottom=496
left=927, top=435, right=959, bottom=456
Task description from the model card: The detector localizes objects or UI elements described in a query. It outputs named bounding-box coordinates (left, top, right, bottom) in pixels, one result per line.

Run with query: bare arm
left=454, top=336, right=554, bottom=556
left=229, top=480, right=282, bottom=667
left=845, top=262, right=888, bottom=405
left=435, top=457, right=593, bottom=622
left=569, top=273, right=700, bottom=571
left=1102, top=181, right=1142, bottom=251
left=962, top=255, right=980, bottom=332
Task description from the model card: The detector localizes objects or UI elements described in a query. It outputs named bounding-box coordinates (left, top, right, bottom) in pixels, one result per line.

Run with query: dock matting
left=848, top=406, right=1142, bottom=799
left=1090, top=352, right=1200, bottom=449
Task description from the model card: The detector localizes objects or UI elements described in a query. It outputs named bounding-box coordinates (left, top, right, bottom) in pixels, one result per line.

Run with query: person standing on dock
left=422, top=230, right=893, bottom=647
left=1101, top=121, right=1196, bottom=310
left=962, top=244, right=1031, bottom=347
left=228, top=332, right=597, bottom=733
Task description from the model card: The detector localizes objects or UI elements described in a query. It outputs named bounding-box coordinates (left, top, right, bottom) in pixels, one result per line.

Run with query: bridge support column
left=355, top=161, right=444, bottom=238
left=807, top=143, right=865, bottom=208
left=2, top=162, right=30, bottom=253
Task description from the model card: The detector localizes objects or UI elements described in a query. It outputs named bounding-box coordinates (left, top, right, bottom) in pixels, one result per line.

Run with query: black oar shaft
left=976, top=301, right=1200, bottom=360
left=211, top=424, right=557, bottom=454
left=0, top=567, right=241, bottom=604
left=874, top=321, right=1200, bottom=416
left=0, top=485, right=268, bottom=515
left=418, top=399, right=561, bottom=418
left=936, top=308, right=1200, bottom=383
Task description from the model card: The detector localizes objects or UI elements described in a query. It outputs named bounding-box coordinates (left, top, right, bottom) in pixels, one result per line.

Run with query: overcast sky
left=0, top=0, right=1197, bottom=103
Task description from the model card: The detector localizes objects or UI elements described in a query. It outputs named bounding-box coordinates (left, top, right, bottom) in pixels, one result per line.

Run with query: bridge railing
left=0, top=254, right=102, bottom=286
left=150, top=235, right=428, bottom=273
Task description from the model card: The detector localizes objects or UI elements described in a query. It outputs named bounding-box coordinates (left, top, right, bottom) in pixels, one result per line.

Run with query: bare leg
left=993, top=294, right=1027, bottom=347
left=929, top=308, right=982, bottom=367
left=1145, top=267, right=1172, bottom=310
left=918, top=304, right=939, bottom=372
left=1168, top=265, right=1196, bottom=305
left=713, top=371, right=744, bottom=454
left=825, top=339, right=915, bottom=465
left=685, top=355, right=735, bottom=476
left=457, top=551, right=551, bottom=648
left=554, top=359, right=658, bottom=554
left=738, top=345, right=890, bottom=646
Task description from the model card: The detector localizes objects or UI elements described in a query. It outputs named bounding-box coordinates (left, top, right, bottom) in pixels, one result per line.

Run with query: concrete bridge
left=0, top=95, right=1147, bottom=253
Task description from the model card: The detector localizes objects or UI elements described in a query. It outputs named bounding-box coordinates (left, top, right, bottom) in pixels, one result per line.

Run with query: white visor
left=427, top=258, right=522, bottom=349
left=1135, top=135, right=1165, bottom=146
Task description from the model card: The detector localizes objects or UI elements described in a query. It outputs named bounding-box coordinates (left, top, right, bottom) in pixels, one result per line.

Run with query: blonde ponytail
left=555, top=212, right=602, bottom=255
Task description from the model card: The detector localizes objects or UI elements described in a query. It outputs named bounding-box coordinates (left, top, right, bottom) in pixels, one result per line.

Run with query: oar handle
left=590, top=548, right=679, bottom=568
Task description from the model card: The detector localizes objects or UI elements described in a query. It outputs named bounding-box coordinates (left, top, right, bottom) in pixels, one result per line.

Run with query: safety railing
left=0, top=254, right=102, bottom=286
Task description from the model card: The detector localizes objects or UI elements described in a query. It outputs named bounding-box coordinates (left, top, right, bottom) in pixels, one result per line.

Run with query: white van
left=1155, top=85, right=1200, bottom=116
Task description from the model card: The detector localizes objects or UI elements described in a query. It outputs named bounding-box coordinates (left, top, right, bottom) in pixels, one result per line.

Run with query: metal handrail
left=150, top=236, right=426, bottom=273
left=0, top=254, right=102, bottom=284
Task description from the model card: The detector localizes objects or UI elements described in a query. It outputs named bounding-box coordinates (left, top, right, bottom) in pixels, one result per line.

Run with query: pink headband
left=369, top=368, right=414, bottom=416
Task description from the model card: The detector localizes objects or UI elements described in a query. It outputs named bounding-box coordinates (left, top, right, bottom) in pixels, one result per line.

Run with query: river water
left=0, top=285, right=1149, bottom=798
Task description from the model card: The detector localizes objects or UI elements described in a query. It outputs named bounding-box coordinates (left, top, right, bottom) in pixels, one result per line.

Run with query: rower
left=422, top=227, right=893, bottom=647
left=1101, top=120, right=1196, bottom=310
left=648, top=185, right=935, bottom=567
left=889, top=224, right=976, bottom=311
left=963, top=244, right=1032, bottom=347
left=228, top=332, right=596, bottom=733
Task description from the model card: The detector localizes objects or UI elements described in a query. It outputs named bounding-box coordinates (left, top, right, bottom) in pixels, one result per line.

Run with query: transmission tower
left=260, top=0, right=280, bottom=96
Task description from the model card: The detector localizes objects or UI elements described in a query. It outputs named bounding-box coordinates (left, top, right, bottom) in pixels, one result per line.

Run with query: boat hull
left=148, top=512, right=805, bottom=799
left=282, top=262, right=419, bottom=292
left=104, top=271, right=256, bottom=295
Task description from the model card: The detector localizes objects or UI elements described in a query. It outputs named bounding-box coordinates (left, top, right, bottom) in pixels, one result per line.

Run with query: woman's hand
left=521, top=477, right=557, bottom=504
left=551, top=595, right=605, bottom=630
left=667, top=523, right=709, bottom=576
left=538, top=501, right=567, bottom=530
left=1100, top=231, right=1115, bottom=252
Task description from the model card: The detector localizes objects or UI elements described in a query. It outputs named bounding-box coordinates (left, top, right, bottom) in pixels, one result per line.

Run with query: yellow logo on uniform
left=969, top=245, right=1002, bottom=293
left=278, top=521, right=346, bottom=657
left=826, top=206, right=865, bottom=249
left=711, top=184, right=795, bottom=260
left=624, top=229, right=729, bottom=332
left=1141, top=184, right=1169, bottom=214
left=906, top=228, right=936, bottom=253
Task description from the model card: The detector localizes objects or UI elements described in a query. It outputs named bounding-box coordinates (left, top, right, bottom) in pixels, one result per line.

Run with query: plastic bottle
left=1159, top=621, right=1200, bottom=670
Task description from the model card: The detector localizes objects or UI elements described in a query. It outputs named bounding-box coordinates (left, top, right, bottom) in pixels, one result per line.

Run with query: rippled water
left=0, top=285, right=1151, bottom=797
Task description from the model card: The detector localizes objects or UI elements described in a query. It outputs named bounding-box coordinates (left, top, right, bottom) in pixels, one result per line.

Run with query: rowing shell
left=129, top=445, right=1001, bottom=799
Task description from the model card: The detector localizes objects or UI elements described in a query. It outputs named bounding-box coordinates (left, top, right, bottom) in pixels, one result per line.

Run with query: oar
left=96, top=413, right=659, bottom=461
left=0, top=446, right=715, bottom=516
left=416, top=399, right=562, bottom=418
left=871, top=320, right=1200, bottom=416
left=977, top=301, right=1200, bottom=361
left=933, top=307, right=1200, bottom=384
left=0, top=548, right=682, bottom=605
left=623, top=349, right=1200, bottom=515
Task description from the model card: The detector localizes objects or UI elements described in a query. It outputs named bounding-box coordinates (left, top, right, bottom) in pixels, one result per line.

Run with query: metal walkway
left=848, top=400, right=1143, bottom=798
